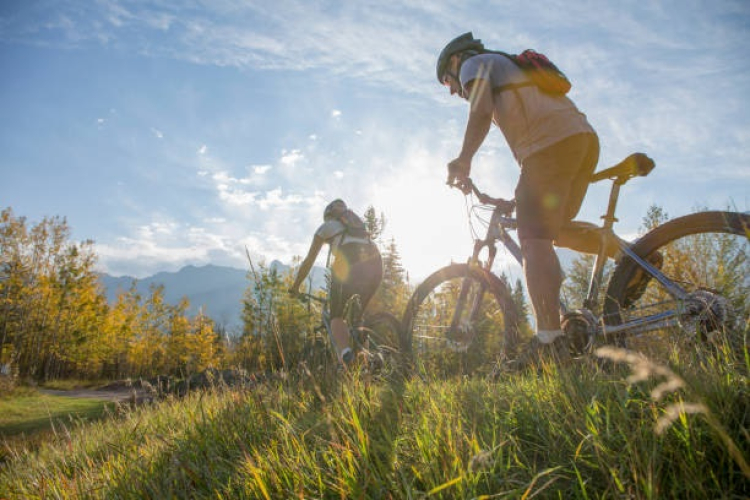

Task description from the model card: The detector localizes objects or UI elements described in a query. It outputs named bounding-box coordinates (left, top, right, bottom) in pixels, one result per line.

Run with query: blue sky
left=1, top=1, right=748, bottom=283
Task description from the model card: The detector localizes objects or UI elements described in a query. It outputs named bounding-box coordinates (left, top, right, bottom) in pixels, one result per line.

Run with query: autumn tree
left=165, top=301, right=219, bottom=377
left=0, top=208, right=109, bottom=380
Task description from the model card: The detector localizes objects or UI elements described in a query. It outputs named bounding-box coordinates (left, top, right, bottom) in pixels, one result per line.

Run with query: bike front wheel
left=401, top=263, right=521, bottom=376
left=604, top=211, right=749, bottom=358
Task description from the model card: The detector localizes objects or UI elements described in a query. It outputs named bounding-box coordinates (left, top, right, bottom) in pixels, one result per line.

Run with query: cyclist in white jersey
left=290, top=199, right=383, bottom=366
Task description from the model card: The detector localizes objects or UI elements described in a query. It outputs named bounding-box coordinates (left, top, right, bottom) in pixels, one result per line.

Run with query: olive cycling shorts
left=515, top=133, right=600, bottom=241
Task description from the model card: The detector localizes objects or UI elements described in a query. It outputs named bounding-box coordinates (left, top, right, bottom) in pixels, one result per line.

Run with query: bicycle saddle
left=591, top=153, right=655, bottom=184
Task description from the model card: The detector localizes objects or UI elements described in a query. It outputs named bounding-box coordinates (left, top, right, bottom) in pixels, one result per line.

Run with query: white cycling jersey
left=460, top=53, right=594, bottom=164
left=315, top=219, right=371, bottom=255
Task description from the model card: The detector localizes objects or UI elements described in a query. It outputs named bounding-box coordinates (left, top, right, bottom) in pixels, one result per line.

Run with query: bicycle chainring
left=561, top=309, right=597, bottom=356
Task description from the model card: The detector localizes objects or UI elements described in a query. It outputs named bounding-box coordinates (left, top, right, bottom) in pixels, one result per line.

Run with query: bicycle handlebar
left=291, top=291, right=326, bottom=305
left=447, top=176, right=516, bottom=215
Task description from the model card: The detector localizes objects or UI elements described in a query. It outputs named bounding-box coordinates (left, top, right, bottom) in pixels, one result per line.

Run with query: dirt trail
left=40, top=388, right=144, bottom=403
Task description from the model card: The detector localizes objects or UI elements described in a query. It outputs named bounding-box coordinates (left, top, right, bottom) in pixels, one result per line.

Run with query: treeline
left=0, top=207, right=411, bottom=382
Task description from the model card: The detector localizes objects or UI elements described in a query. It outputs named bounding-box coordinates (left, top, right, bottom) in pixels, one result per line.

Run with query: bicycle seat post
left=582, top=179, right=625, bottom=311
left=601, top=179, right=623, bottom=230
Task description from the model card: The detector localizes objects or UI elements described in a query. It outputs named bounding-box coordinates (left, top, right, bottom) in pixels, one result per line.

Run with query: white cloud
left=198, top=144, right=207, bottom=155
left=256, top=188, right=304, bottom=210
left=253, top=165, right=271, bottom=174
left=218, top=187, right=257, bottom=207
left=280, top=149, right=304, bottom=166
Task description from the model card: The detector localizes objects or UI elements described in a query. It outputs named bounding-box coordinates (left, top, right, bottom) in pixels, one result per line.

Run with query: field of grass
left=1, top=344, right=748, bottom=499
left=0, top=391, right=111, bottom=436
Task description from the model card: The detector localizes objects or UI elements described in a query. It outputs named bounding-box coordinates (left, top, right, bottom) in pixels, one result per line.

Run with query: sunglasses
left=442, top=70, right=459, bottom=87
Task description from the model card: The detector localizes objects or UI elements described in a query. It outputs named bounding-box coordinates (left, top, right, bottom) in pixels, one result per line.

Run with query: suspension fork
left=449, top=238, right=497, bottom=338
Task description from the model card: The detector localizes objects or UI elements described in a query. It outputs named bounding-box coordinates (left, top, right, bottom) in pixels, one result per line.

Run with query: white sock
left=536, top=330, right=564, bottom=344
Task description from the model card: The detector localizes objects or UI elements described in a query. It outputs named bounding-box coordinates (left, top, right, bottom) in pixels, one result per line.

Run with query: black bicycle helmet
left=324, top=199, right=347, bottom=221
left=436, top=32, right=485, bottom=83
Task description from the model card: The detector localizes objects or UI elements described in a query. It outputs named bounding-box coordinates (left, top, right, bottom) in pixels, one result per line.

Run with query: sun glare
left=368, top=152, right=522, bottom=284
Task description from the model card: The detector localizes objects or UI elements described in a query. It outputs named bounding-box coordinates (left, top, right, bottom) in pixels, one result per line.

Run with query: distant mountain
left=98, top=261, right=327, bottom=333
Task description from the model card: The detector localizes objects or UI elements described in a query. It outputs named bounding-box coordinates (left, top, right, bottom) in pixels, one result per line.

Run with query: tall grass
left=1, top=343, right=748, bottom=499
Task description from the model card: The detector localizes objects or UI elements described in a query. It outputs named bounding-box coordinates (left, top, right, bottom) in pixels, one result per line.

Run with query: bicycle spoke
left=403, top=264, right=520, bottom=377
left=604, top=211, right=748, bottom=360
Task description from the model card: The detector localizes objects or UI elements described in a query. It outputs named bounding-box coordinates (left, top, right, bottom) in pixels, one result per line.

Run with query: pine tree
left=511, top=278, right=530, bottom=327
left=363, top=206, right=386, bottom=243
left=374, top=237, right=410, bottom=315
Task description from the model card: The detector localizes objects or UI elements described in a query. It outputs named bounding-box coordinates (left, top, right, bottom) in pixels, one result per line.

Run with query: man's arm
left=460, top=78, right=494, bottom=159
left=448, top=77, right=495, bottom=182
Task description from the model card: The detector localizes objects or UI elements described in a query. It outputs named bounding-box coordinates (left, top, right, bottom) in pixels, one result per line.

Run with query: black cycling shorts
left=330, top=242, right=383, bottom=318
left=516, top=133, right=599, bottom=241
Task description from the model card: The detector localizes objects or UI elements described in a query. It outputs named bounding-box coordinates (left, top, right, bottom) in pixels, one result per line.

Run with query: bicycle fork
left=449, top=236, right=502, bottom=343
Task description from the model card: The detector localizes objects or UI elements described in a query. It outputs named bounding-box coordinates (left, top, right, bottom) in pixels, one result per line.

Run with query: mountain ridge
left=98, top=261, right=327, bottom=332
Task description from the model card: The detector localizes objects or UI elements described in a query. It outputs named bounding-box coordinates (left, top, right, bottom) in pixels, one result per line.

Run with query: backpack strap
left=479, top=49, right=535, bottom=94
left=492, top=81, right=535, bottom=94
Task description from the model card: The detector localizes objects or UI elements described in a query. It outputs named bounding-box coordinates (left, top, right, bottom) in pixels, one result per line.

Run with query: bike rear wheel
left=299, top=331, right=336, bottom=375
left=360, top=312, right=404, bottom=375
left=604, top=211, right=749, bottom=359
left=401, top=263, right=521, bottom=376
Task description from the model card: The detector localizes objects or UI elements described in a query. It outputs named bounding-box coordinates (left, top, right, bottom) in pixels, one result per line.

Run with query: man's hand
left=447, top=158, right=472, bottom=194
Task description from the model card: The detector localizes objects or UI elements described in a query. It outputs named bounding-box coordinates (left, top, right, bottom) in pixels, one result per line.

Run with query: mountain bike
left=401, top=152, right=748, bottom=373
left=295, top=292, right=403, bottom=376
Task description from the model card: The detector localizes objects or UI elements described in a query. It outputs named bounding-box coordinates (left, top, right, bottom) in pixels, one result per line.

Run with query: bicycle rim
left=604, top=211, right=749, bottom=359
left=402, top=264, right=520, bottom=377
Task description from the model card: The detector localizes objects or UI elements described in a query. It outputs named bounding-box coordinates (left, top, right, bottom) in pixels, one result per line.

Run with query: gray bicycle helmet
left=436, top=32, right=485, bottom=83
left=324, top=199, right=347, bottom=221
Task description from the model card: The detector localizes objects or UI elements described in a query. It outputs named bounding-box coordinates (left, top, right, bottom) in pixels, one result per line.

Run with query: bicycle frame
left=299, top=292, right=334, bottom=345
left=298, top=292, right=373, bottom=362
left=456, top=153, right=693, bottom=341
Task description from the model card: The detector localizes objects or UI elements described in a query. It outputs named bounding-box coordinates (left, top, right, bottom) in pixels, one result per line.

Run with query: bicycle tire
left=604, top=210, right=749, bottom=355
left=401, top=263, right=521, bottom=376
left=362, top=311, right=404, bottom=374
